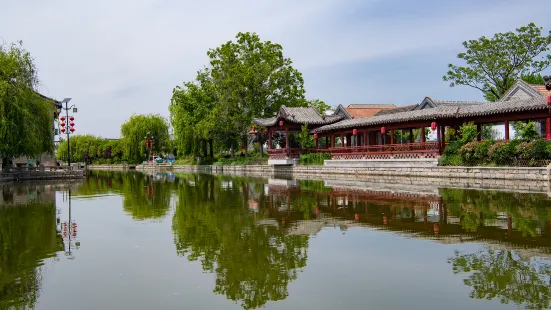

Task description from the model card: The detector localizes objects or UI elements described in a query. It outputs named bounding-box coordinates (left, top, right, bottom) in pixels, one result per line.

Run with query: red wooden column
left=476, top=124, right=482, bottom=141
left=409, top=128, right=413, bottom=143
left=504, top=120, right=510, bottom=141
left=546, top=118, right=550, bottom=140
left=331, top=135, right=335, bottom=148
left=421, top=127, right=426, bottom=143
left=268, top=128, right=272, bottom=150
left=365, top=131, right=369, bottom=146
left=390, top=129, right=395, bottom=144
left=341, top=134, right=344, bottom=147
left=285, top=127, right=289, bottom=149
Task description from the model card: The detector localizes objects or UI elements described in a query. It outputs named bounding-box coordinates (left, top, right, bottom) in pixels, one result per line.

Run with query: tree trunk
left=230, top=141, right=235, bottom=158
left=2, top=157, right=9, bottom=172
left=201, top=139, right=207, bottom=158
left=209, top=139, right=214, bottom=158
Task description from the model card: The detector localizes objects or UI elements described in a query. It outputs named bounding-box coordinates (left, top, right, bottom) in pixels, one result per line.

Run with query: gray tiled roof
left=374, top=104, right=419, bottom=116
left=253, top=106, right=344, bottom=127
left=347, top=104, right=397, bottom=109
left=432, top=100, right=487, bottom=106
left=312, top=96, right=548, bottom=133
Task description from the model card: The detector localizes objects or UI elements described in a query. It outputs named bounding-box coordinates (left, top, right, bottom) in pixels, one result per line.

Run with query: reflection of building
left=263, top=178, right=551, bottom=258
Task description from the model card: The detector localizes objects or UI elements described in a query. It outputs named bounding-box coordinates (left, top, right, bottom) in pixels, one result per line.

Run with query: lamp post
left=59, top=98, right=77, bottom=166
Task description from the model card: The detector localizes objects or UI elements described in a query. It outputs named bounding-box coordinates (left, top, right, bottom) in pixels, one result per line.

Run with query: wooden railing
left=268, top=142, right=441, bottom=160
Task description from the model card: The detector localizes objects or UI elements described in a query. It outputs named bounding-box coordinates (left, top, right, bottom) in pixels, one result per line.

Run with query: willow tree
left=120, top=114, right=170, bottom=163
left=0, top=41, right=55, bottom=170
left=170, top=70, right=217, bottom=158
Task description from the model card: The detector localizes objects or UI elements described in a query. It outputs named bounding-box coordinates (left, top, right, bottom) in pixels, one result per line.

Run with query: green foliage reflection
left=449, top=249, right=551, bottom=309
left=172, top=174, right=308, bottom=309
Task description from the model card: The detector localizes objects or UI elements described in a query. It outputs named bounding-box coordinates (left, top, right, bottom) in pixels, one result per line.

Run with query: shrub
left=299, top=152, right=331, bottom=165
left=488, top=140, right=519, bottom=166
left=440, top=154, right=462, bottom=166
left=474, top=140, right=494, bottom=164
left=459, top=141, right=478, bottom=166
left=458, top=122, right=478, bottom=145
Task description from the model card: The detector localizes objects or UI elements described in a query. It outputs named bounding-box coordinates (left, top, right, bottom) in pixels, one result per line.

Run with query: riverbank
left=86, top=163, right=551, bottom=193
left=0, top=170, right=85, bottom=183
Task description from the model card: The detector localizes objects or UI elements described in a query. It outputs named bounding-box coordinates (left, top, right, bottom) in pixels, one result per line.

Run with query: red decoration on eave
left=352, top=129, right=357, bottom=136
left=380, top=127, right=386, bottom=134
left=547, top=95, right=551, bottom=105
left=431, top=122, right=437, bottom=131
left=279, top=120, right=284, bottom=127
left=313, top=133, right=318, bottom=139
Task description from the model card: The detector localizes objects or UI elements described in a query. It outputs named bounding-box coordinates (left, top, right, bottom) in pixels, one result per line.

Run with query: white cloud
left=1, top=0, right=550, bottom=137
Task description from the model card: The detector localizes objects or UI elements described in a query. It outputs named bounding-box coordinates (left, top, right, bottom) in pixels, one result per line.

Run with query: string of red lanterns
left=431, top=122, right=437, bottom=131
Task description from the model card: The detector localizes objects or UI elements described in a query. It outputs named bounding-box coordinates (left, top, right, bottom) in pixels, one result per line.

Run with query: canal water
left=2, top=171, right=551, bottom=310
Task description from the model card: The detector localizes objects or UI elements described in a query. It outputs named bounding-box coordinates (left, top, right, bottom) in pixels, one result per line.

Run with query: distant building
left=334, top=104, right=397, bottom=119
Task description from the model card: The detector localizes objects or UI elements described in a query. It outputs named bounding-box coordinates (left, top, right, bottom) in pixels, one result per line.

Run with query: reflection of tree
left=449, top=249, right=551, bottom=309
left=0, top=201, right=61, bottom=309
left=172, top=174, right=308, bottom=309
left=76, top=171, right=173, bottom=220
left=441, top=189, right=551, bottom=235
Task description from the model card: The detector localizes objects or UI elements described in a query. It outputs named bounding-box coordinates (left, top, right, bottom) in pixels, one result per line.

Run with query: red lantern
left=69, top=116, right=74, bottom=121
left=60, top=122, right=66, bottom=127
left=61, top=127, right=66, bottom=133
left=69, top=122, right=75, bottom=127
left=60, top=116, right=66, bottom=121
left=547, top=95, right=551, bottom=105
left=431, top=122, right=437, bottom=131
left=313, top=133, right=318, bottom=139
left=70, top=127, right=75, bottom=133
left=279, top=120, right=284, bottom=127
left=353, top=129, right=357, bottom=136
left=381, top=127, right=386, bottom=134
left=354, top=214, right=360, bottom=221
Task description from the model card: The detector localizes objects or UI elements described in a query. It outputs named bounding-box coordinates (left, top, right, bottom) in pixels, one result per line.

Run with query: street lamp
left=59, top=98, right=77, bottom=166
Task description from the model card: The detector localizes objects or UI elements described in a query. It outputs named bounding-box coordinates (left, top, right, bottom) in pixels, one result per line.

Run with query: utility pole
left=59, top=98, right=77, bottom=166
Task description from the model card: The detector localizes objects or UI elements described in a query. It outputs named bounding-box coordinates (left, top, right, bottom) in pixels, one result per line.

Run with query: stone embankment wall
left=90, top=164, right=551, bottom=192
left=87, top=164, right=135, bottom=171
left=0, top=170, right=85, bottom=183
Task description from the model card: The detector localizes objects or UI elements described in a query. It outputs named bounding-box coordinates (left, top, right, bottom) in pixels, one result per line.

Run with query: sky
left=1, top=0, right=551, bottom=138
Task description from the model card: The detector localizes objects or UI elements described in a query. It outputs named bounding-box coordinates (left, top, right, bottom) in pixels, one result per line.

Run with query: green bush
left=459, top=141, right=478, bottom=166
left=299, top=152, right=331, bottom=165
left=488, top=140, right=520, bottom=166
left=474, top=140, right=494, bottom=164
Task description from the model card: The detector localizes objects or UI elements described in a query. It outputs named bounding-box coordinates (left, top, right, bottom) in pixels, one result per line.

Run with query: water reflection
left=75, top=171, right=172, bottom=220
left=4, top=172, right=551, bottom=309
left=0, top=184, right=62, bottom=309
left=449, top=249, right=551, bottom=309
left=172, top=173, right=308, bottom=309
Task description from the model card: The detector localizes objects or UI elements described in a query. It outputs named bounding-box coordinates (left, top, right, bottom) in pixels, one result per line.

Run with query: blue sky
left=1, top=0, right=550, bottom=138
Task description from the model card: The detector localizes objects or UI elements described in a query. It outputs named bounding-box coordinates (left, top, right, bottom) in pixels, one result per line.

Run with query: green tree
left=170, top=70, right=217, bottom=158
left=206, top=32, right=307, bottom=150
left=120, top=114, right=170, bottom=164
left=443, top=23, right=551, bottom=101
left=0, top=41, right=55, bottom=170
left=307, top=99, right=331, bottom=115
left=296, top=123, right=315, bottom=149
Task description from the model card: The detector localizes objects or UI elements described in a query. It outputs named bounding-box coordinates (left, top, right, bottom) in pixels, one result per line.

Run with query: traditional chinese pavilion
left=253, top=80, right=551, bottom=165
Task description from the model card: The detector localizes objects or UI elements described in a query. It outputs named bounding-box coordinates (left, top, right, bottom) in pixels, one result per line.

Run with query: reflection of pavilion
left=264, top=178, right=551, bottom=258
